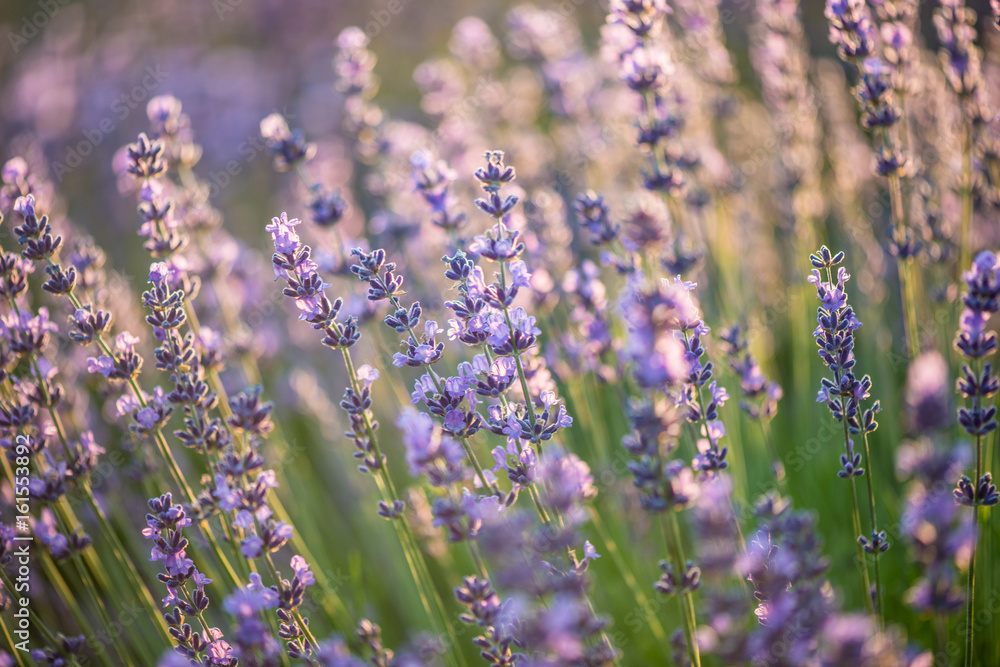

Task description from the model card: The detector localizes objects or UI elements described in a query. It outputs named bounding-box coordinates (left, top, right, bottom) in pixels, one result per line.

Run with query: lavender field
left=0, top=0, right=999, bottom=665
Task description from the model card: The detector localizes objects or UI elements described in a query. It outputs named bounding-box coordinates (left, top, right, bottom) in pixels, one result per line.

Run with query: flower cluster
left=3, top=4, right=999, bottom=664
left=670, top=279, right=732, bottom=476
left=475, top=447, right=613, bottom=665
left=897, top=442, right=972, bottom=615
left=825, top=0, right=876, bottom=62
left=605, top=1, right=688, bottom=198
left=953, top=251, right=999, bottom=508
left=144, top=493, right=231, bottom=664
left=411, top=151, right=467, bottom=233
left=719, top=323, right=782, bottom=422
left=809, top=247, right=880, bottom=476
left=933, top=0, right=989, bottom=123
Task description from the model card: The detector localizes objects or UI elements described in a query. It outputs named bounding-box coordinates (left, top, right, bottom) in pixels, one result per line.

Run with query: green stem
left=845, top=415, right=874, bottom=616
left=958, top=124, right=973, bottom=282
left=965, top=428, right=983, bottom=667
left=336, top=341, right=464, bottom=667
left=759, top=418, right=786, bottom=492
left=886, top=171, right=919, bottom=361
left=5, top=318, right=172, bottom=648
left=662, top=512, right=701, bottom=667
left=860, top=431, right=884, bottom=628
left=385, top=293, right=497, bottom=494
left=50, top=507, right=133, bottom=663
left=495, top=260, right=540, bottom=445
left=37, top=553, right=115, bottom=667
left=589, top=506, right=670, bottom=656
left=0, top=617, right=26, bottom=667
left=0, top=568, right=84, bottom=666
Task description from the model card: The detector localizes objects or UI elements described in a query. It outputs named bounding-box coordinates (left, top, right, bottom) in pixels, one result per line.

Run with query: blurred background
left=0, top=0, right=994, bottom=274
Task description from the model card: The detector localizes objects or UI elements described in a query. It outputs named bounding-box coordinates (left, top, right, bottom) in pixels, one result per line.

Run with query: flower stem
left=589, top=506, right=671, bottom=658
left=883, top=129, right=919, bottom=362
left=860, top=430, right=884, bottom=628
left=959, top=124, right=973, bottom=282
left=965, top=427, right=983, bottom=667
left=662, top=512, right=701, bottom=667
left=337, top=342, right=465, bottom=667
left=843, top=415, right=874, bottom=615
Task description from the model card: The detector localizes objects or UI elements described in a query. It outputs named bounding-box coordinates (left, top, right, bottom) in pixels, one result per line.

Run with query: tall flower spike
left=951, top=251, right=998, bottom=667
left=808, top=245, right=885, bottom=617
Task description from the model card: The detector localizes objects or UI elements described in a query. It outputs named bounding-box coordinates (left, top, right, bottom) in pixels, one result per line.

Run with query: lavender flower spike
left=951, top=250, right=999, bottom=667
left=809, top=245, right=885, bottom=617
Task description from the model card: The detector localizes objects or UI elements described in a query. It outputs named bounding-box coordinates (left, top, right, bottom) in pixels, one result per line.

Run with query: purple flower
left=357, top=364, right=379, bottom=387
left=204, top=630, right=234, bottom=666
left=583, top=541, right=600, bottom=564
left=86, top=355, right=115, bottom=377
left=397, top=409, right=464, bottom=486
left=809, top=247, right=879, bottom=439
left=240, top=536, right=263, bottom=559
left=214, top=474, right=241, bottom=511
left=905, top=351, right=951, bottom=433
left=260, top=113, right=314, bottom=171
left=290, top=555, right=316, bottom=587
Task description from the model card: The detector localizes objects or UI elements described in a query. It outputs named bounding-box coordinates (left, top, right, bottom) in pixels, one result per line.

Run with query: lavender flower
left=719, top=324, right=782, bottom=422
left=397, top=409, right=465, bottom=488
left=573, top=191, right=619, bottom=247
left=410, top=151, right=467, bottom=234
left=825, top=0, right=876, bottom=62
left=12, top=194, right=61, bottom=262
left=475, top=447, right=615, bottom=665
left=222, top=578, right=281, bottom=664
left=809, top=248, right=880, bottom=468
left=145, top=493, right=229, bottom=663
left=953, top=251, right=999, bottom=507
left=260, top=113, right=315, bottom=172
left=933, top=0, right=989, bottom=123
left=904, top=350, right=952, bottom=433
left=454, top=576, right=519, bottom=666
left=897, top=442, right=972, bottom=615
left=809, top=245, right=886, bottom=613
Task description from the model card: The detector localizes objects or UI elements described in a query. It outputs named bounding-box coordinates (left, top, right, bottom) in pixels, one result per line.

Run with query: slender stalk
left=49, top=505, right=133, bottom=663
left=965, top=381, right=984, bottom=667
left=661, top=512, right=701, bottom=667
left=336, top=341, right=465, bottom=667
left=958, top=125, right=973, bottom=281
left=589, top=506, right=670, bottom=656
left=860, top=431, right=884, bottom=628
left=3, top=309, right=172, bottom=646
left=34, top=555, right=114, bottom=667
left=843, top=414, right=874, bottom=616
left=0, top=618, right=26, bottom=667
left=495, top=259, right=540, bottom=441
left=759, top=418, right=786, bottom=492
left=887, top=173, right=919, bottom=362
left=934, top=613, right=948, bottom=658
